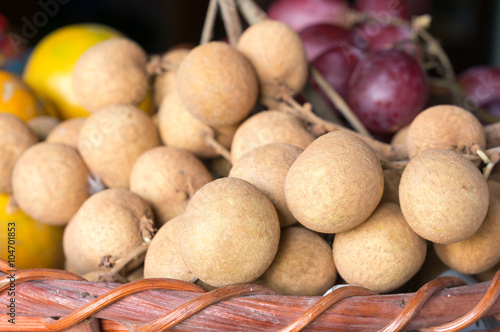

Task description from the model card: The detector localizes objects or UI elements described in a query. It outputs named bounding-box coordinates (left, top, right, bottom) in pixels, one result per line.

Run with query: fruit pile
left=1, top=0, right=500, bottom=298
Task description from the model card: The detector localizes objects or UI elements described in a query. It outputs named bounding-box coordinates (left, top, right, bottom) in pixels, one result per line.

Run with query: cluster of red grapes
left=266, top=0, right=500, bottom=136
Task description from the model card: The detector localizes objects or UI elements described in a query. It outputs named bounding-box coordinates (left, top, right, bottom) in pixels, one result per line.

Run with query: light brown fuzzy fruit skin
left=157, top=90, right=238, bottom=158
left=176, top=41, right=258, bottom=126
left=180, top=177, right=281, bottom=287
left=154, top=48, right=190, bottom=107
left=285, top=131, right=384, bottom=234
left=434, top=197, right=500, bottom=275
left=255, top=226, right=336, bottom=296
left=229, top=143, right=302, bottom=228
left=0, top=113, right=38, bottom=194
left=333, top=202, right=427, bottom=294
left=407, top=105, right=486, bottom=159
left=27, top=116, right=60, bottom=141
left=46, top=117, right=86, bottom=149
left=399, top=149, right=489, bottom=244
left=129, top=146, right=213, bottom=225
left=72, top=37, right=149, bottom=112
left=63, top=188, right=154, bottom=275
left=12, top=142, right=90, bottom=226
left=231, top=110, right=315, bottom=161
left=237, top=19, right=308, bottom=99
left=78, top=104, right=159, bottom=189
left=144, top=215, right=196, bottom=282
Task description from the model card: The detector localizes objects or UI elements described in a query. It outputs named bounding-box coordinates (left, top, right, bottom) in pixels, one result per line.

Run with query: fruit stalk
left=201, top=0, right=219, bottom=44
left=218, top=0, right=242, bottom=46
left=310, top=66, right=372, bottom=138
left=277, top=96, right=409, bottom=161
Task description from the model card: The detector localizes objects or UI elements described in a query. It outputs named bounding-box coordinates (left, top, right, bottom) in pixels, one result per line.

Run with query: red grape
left=353, top=23, right=410, bottom=50
left=312, top=45, right=364, bottom=98
left=299, top=24, right=354, bottom=61
left=346, top=49, right=428, bottom=133
left=267, top=0, right=349, bottom=32
left=354, top=0, right=411, bottom=21
left=457, top=66, right=500, bottom=108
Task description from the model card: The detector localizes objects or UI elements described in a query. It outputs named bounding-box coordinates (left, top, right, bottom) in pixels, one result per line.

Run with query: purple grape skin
left=299, top=23, right=354, bottom=62
left=346, top=49, right=428, bottom=133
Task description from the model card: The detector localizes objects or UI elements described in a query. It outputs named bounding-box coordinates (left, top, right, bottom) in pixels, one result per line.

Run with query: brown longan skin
left=157, top=90, right=238, bottom=158
left=129, top=146, right=213, bottom=225
left=231, top=110, right=315, bottom=161
left=285, top=131, right=384, bottom=234
left=399, top=149, right=489, bottom=244
left=237, top=19, right=308, bottom=99
left=434, top=197, right=500, bottom=275
left=72, top=37, right=149, bottom=112
left=0, top=113, right=38, bottom=194
left=176, top=41, right=258, bottom=126
left=144, top=215, right=196, bottom=282
left=180, top=177, right=281, bottom=287
left=78, top=104, right=159, bottom=189
left=12, top=142, right=90, bottom=226
left=229, top=143, right=303, bottom=228
left=255, top=226, right=336, bottom=296
left=63, top=188, right=154, bottom=275
left=407, top=105, right=486, bottom=159
left=333, top=203, right=427, bottom=294
left=46, top=117, right=86, bottom=149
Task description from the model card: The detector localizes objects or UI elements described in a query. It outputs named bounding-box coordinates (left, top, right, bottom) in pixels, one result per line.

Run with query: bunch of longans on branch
left=2, top=0, right=500, bottom=295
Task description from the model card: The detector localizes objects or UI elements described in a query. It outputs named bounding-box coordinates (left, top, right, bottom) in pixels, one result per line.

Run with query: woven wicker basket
left=1, top=258, right=500, bottom=332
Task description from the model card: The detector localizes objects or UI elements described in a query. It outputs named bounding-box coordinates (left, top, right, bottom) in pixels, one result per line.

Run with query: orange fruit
left=0, top=70, right=54, bottom=121
left=0, top=194, right=64, bottom=269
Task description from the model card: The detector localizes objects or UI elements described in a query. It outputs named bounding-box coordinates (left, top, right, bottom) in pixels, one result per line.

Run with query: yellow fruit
left=23, top=24, right=127, bottom=119
left=0, top=194, right=64, bottom=269
left=0, top=70, right=52, bottom=121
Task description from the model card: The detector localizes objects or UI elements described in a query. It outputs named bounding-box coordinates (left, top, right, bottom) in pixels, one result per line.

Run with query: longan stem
left=201, top=0, right=219, bottom=44
left=218, top=0, right=242, bottom=46
left=140, top=215, right=156, bottom=243
left=236, top=0, right=267, bottom=25
left=310, top=66, right=373, bottom=138
left=382, top=146, right=500, bottom=172
left=202, top=130, right=233, bottom=165
left=300, top=81, right=343, bottom=125
left=94, top=243, right=150, bottom=282
left=108, top=242, right=150, bottom=277
left=471, top=145, right=499, bottom=180
left=277, top=96, right=409, bottom=161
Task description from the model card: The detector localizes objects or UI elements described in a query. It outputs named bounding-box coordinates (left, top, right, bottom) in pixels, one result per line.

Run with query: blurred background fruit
left=0, top=70, right=54, bottom=121
left=0, top=193, right=65, bottom=269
